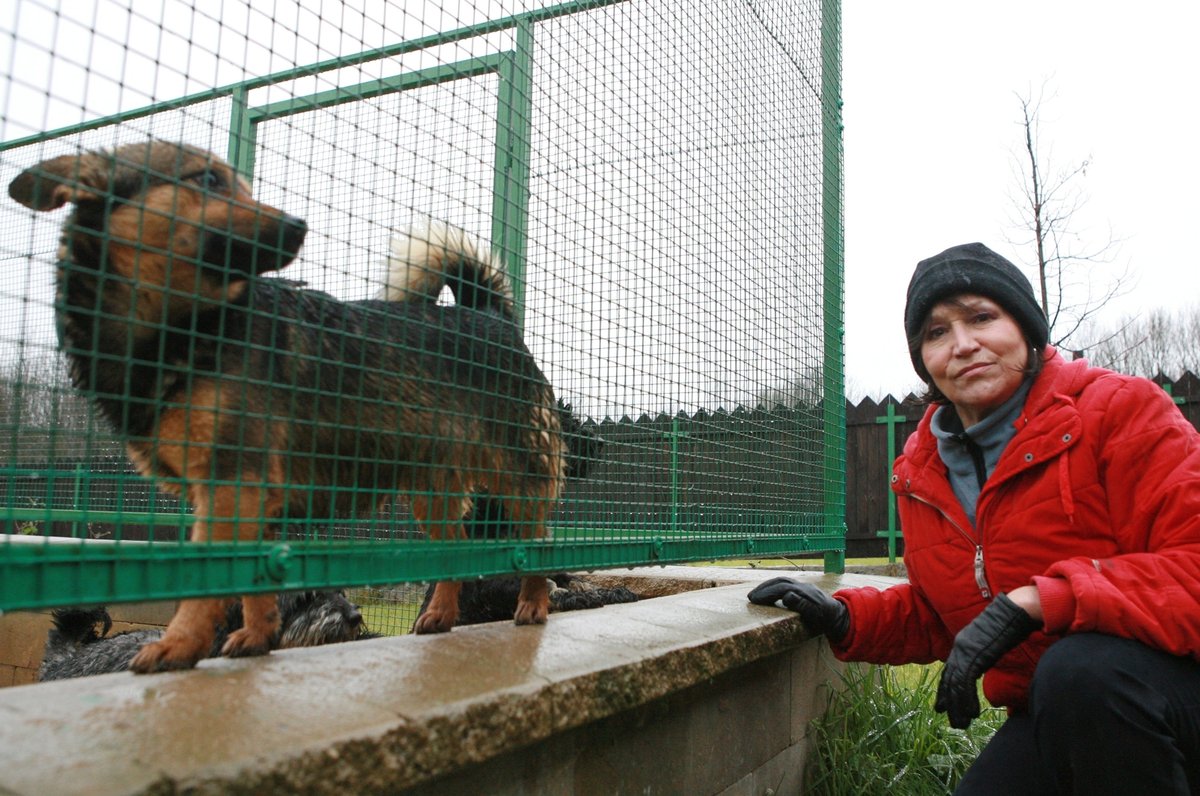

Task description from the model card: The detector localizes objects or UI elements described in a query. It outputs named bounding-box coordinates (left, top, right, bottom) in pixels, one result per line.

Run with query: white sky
left=0, top=0, right=824, bottom=420
left=842, top=1, right=1200, bottom=399
left=3, top=1, right=1196, bottom=409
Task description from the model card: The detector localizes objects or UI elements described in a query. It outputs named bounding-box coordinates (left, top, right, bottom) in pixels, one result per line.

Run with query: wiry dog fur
left=38, top=591, right=377, bottom=681
left=411, top=399, right=633, bottom=628
left=9, top=141, right=566, bottom=672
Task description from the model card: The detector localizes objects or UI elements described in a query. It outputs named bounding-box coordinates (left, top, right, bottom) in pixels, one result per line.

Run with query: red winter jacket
left=830, top=347, right=1200, bottom=712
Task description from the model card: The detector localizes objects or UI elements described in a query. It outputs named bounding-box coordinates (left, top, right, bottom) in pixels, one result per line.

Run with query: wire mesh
left=0, top=0, right=844, bottom=633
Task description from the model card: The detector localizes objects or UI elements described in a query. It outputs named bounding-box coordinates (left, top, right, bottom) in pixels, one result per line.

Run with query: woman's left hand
left=935, top=591, right=1042, bottom=729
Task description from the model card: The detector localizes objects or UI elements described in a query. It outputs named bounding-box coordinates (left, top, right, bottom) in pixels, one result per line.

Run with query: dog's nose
left=280, top=213, right=307, bottom=252
left=283, top=214, right=307, bottom=236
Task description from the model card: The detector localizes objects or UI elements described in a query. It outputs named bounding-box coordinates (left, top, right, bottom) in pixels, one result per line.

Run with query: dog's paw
left=513, top=599, right=549, bottom=625
left=514, top=576, right=550, bottom=625
left=221, top=627, right=274, bottom=658
left=129, top=640, right=205, bottom=673
left=412, top=609, right=456, bottom=634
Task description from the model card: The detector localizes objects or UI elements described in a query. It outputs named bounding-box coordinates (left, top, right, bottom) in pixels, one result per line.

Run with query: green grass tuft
left=806, top=663, right=1003, bottom=795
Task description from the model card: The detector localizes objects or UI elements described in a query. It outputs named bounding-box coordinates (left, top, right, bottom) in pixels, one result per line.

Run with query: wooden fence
left=6, top=370, right=1197, bottom=560
left=845, top=370, right=1200, bottom=558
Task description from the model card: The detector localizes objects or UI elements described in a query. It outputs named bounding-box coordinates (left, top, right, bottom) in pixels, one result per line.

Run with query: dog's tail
left=377, top=222, right=515, bottom=319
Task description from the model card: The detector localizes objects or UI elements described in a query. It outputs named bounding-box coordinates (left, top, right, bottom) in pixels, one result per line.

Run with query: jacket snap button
left=1062, top=433, right=1072, bottom=442
left=1024, top=453, right=1034, bottom=462
left=890, top=474, right=898, bottom=483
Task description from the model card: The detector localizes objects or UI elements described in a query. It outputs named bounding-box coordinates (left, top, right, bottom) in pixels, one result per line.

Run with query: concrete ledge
left=0, top=567, right=898, bottom=795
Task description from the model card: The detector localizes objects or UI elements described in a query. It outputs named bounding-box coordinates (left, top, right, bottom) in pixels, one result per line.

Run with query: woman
left=750, top=242, right=1200, bottom=794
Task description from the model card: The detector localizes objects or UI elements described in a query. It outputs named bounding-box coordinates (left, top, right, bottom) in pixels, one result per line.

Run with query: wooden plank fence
left=5, top=370, right=1197, bottom=560
left=845, top=371, right=1200, bottom=558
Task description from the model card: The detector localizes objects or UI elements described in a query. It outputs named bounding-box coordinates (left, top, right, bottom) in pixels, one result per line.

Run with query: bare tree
left=1007, top=85, right=1130, bottom=351
left=1084, top=304, right=1200, bottom=378
left=757, top=367, right=823, bottom=409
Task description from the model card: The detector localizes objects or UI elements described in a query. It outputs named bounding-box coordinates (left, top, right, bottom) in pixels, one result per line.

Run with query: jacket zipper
left=973, top=545, right=990, bottom=599
left=906, top=492, right=993, bottom=599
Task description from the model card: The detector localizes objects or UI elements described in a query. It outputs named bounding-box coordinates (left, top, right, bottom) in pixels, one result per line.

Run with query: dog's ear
left=8, top=153, right=111, bottom=211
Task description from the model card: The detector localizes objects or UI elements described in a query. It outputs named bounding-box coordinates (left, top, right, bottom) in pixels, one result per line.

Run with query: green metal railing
left=0, top=0, right=846, bottom=612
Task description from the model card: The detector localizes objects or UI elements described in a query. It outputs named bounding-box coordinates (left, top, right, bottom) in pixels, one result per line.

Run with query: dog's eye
left=187, top=170, right=225, bottom=191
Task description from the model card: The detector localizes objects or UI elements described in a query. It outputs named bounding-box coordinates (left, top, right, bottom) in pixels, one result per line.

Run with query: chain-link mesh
left=0, top=0, right=843, bottom=635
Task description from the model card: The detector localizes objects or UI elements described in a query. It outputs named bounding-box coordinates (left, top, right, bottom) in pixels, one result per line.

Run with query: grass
left=347, top=586, right=427, bottom=636
left=358, top=601, right=417, bottom=635
left=692, top=559, right=1001, bottom=789
left=805, top=663, right=1004, bottom=795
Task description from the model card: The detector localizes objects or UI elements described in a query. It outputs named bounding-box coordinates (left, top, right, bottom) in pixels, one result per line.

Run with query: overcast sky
left=2, top=1, right=1195, bottom=410
left=841, top=1, right=1200, bottom=399
left=0, top=0, right=825, bottom=420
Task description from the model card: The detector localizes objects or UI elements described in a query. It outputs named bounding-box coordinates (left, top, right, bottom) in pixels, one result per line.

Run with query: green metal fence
left=0, top=0, right=845, bottom=622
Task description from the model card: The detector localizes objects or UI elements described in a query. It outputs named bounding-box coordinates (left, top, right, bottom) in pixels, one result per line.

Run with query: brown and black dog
left=8, top=141, right=565, bottom=672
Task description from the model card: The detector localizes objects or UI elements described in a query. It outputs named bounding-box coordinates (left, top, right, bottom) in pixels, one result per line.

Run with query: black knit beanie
left=904, top=242, right=1048, bottom=379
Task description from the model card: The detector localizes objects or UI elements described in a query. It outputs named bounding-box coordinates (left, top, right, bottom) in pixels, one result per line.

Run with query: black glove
left=935, top=593, right=1040, bottom=729
left=747, top=577, right=850, bottom=642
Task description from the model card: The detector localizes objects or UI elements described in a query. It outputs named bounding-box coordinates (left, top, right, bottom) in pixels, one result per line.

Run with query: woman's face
left=920, top=294, right=1030, bottom=427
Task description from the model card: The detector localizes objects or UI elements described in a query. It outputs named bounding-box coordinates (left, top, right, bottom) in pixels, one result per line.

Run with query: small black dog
left=38, top=591, right=376, bottom=681
left=417, top=573, right=638, bottom=628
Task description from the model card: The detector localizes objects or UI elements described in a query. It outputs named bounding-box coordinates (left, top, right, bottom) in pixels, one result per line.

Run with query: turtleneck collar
left=930, top=376, right=1033, bottom=527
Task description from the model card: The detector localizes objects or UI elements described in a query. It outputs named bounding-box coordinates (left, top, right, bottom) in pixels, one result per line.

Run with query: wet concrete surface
left=0, top=566, right=898, bottom=795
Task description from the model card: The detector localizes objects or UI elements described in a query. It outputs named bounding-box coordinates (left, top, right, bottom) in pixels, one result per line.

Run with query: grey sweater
left=929, top=378, right=1033, bottom=527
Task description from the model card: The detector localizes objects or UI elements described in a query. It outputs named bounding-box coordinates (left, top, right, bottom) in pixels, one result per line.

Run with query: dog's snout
left=282, top=213, right=307, bottom=235
left=280, top=213, right=307, bottom=250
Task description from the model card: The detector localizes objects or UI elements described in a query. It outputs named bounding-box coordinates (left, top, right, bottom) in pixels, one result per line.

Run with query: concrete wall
left=403, top=637, right=843, bottom=796
left=0, top=567, right=899, bottom=795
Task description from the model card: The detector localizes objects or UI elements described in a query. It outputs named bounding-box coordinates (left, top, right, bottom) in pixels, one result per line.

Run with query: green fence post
left=227, top=85, right=257, bottom=180
left=669, top=416, right=685, bottom=536
left=874, top=402, right=906, bottom=562
left=820, top=0, right=846, bottom=574
left=492, top=20, right=534, bottom=330
left=1162, top=382, right=1186, bottom=406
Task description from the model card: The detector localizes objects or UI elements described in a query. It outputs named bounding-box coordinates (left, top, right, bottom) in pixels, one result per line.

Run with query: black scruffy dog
left=38, top=591, right=377, bottom=681
left=419, top=573, right=638, bottom=628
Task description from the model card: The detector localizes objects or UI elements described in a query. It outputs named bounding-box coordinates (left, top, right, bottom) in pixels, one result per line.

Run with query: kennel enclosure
left=0, top=0, right=844, bottom=616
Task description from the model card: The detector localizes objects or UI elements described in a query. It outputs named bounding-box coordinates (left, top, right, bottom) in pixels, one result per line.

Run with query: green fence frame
left=820, top=0, right=846, bottom=574
left=0, top=0, right=846, bottom=611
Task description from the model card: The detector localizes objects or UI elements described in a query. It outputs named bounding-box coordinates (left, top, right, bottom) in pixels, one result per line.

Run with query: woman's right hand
left=747, top=577, right=850, bottom=642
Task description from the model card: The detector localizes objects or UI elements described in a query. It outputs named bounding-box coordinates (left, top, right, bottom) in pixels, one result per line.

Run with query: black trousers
left=955, top=633, right=1200, bottom=795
